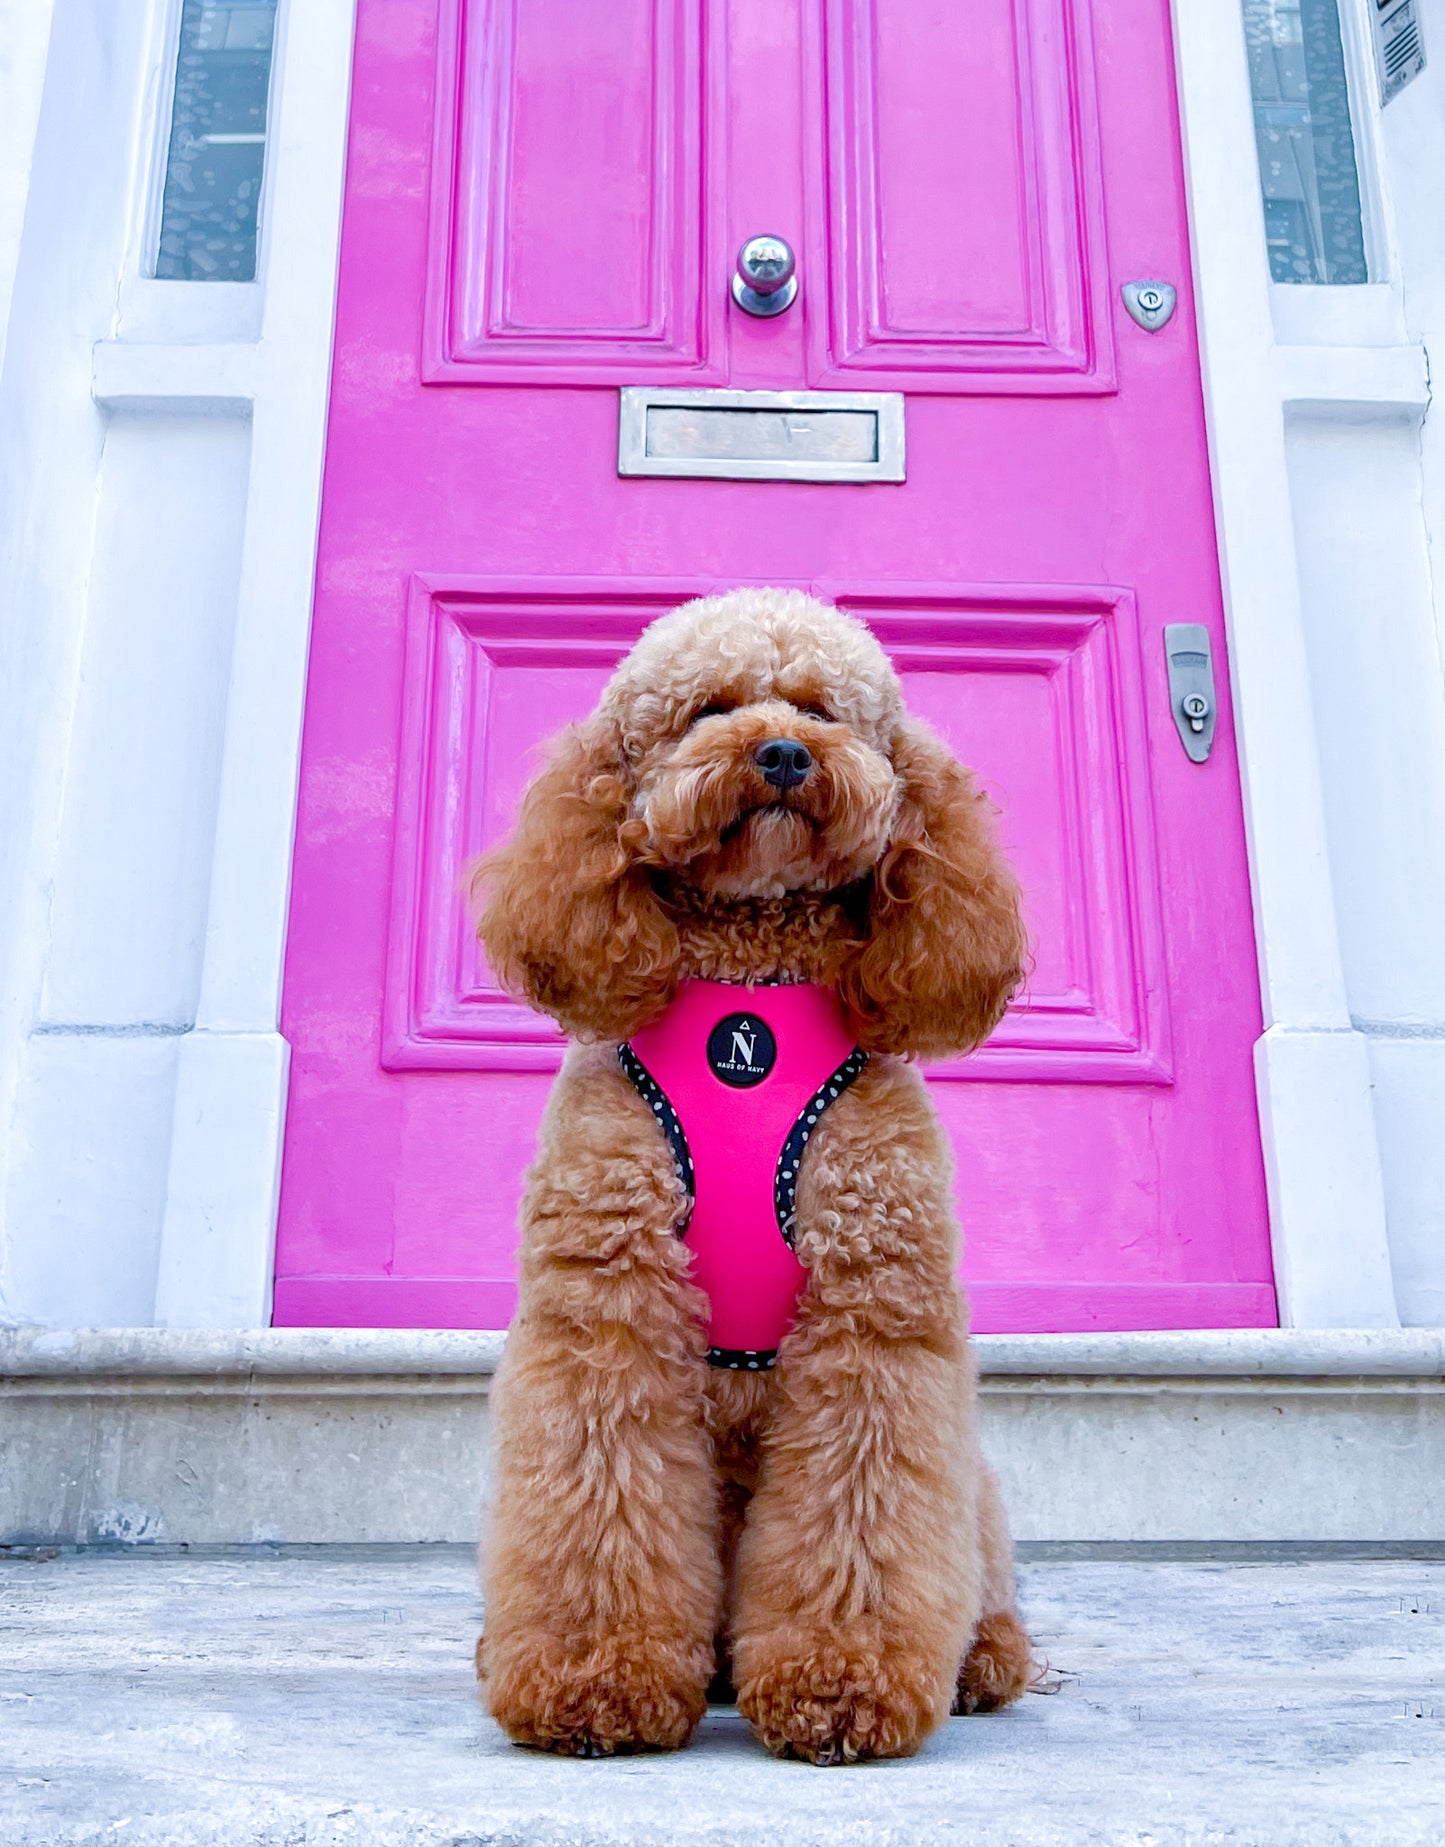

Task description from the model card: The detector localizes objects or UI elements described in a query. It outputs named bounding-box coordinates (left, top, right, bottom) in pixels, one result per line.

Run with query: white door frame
left=131, top=0, right=360, bottom=1325
left=152, top=0, right=1406, bottom=1327
left=1169, top=0, right=1409, bottom=1327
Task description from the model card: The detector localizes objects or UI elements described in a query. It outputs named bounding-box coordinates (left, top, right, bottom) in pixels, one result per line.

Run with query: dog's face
left=601, top=591, right=904, bottom=900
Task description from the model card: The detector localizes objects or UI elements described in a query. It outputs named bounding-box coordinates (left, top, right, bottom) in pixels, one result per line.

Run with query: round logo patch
left=706, top=1013, right=778, bottom=1088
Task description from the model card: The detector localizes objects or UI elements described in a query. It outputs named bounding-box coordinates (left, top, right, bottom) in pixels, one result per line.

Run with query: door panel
left=812, top=0, right=1112, bottom=387
left=383, top=579, right=682, bottom=1070
left=435, top=0, right=722, bottom=379
left=383, top=578, right=1168, bottom=1086
left=276, top=0, right=1275, bottom=1333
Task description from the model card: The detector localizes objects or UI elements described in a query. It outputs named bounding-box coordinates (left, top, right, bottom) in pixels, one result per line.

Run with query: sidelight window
left=1242, top=0, right=1368, bottom=284
left=154, top=0, right=279, bottom=281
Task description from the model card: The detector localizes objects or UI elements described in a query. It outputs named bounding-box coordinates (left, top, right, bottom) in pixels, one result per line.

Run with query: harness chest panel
left=621, top=980, right=866, bottom=1369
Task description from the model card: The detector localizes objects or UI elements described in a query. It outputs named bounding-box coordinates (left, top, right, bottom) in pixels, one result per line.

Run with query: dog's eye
left=687, top=702, right=731, bottom=728
left=792, top=701, right=833, bottom=723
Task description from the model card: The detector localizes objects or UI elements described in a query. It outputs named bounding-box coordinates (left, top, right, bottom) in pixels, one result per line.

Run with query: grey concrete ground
left=1, top=1549, right=1442, bottom=1847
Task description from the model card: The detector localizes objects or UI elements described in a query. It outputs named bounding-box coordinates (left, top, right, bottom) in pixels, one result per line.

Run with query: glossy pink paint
left=275, top=0, right=1276, bottom=1333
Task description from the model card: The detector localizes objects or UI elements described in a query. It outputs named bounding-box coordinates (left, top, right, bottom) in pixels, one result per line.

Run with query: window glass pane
left=1243, top=0, right=1368, bottom=284
left=155, top=0, right=278, bottom=281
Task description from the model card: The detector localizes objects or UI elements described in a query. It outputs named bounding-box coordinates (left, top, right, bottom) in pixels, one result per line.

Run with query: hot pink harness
left=620, top=980, right=867, bottom=1370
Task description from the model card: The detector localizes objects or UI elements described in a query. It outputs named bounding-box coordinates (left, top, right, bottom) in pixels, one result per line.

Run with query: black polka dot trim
left=618, top=1043, right=694, bottom=1228
left=706, top=1346, right=777, bottom=1371
left=772, top=1047, right=869, bottom=1248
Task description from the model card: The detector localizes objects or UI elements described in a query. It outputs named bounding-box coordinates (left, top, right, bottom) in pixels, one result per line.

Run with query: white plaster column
left=151, top=0, right=358, bottom=1326
left=1171, top=0, right=1400, bottom=1327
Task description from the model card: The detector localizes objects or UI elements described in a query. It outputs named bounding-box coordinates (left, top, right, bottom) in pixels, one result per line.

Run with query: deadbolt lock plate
left=1164, top=622, right=1216, bottom=763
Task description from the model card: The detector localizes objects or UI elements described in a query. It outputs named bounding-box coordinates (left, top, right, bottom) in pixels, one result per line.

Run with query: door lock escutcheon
left=1164, top=623, right=1216, bottom=763
left=1122, top=280, right=1177, bottom=331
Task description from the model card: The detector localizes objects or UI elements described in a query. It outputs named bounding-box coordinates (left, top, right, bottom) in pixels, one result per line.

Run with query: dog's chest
left=620, top=980, right=866, bottom=1371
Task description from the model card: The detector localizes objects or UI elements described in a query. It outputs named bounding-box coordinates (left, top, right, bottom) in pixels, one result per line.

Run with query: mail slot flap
left=619, top=388, right=906, bottom=483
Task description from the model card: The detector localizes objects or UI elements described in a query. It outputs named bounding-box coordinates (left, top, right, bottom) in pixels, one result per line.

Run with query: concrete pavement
left=2, top=1548, right=1442, bottom=1845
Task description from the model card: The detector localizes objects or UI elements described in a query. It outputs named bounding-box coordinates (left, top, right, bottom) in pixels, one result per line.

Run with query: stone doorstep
left=2, top=1328, right=1443, bottom=1548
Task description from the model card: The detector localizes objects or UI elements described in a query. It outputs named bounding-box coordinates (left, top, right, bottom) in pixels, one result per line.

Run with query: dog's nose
left=755, top=738, right=813, bottom=790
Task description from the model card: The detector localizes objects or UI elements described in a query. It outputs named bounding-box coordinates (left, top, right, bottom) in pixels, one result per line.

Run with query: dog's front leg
left=732, top=1060, right=982, bottom=1763
left=480, top=1047, right=721, bottom=1756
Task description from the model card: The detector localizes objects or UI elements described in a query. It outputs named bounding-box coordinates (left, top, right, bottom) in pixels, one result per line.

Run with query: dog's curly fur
left=473, top=589, right=1034, bottom=1763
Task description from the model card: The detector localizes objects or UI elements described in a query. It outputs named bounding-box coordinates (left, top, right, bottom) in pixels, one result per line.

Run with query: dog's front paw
left=482, top=1631, right=711, bottom=1756
left=735, top=1630, right=948, bottom=1763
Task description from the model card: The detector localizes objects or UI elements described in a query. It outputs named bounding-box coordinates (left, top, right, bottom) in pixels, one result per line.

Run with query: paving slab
left=1, top=1548, right=1442, bottom=1846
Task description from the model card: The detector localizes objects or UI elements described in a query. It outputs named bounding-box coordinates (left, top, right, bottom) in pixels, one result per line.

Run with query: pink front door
left=275, top=0, right=1275, bottom=1332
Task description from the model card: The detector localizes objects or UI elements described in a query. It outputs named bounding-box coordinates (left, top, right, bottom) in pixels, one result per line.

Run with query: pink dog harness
left=620, top=981, right=867, bottom=1370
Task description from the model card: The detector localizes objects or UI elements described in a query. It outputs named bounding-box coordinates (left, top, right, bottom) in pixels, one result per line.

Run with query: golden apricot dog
left=473, top=587, right=1032, bottom=1763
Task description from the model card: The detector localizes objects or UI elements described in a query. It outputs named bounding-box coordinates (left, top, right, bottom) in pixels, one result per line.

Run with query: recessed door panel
left=433, top=0, right=722, bottom=379
left=384, top=579, right=1168, bottom=1090
left=809, top=0, right=1112, bottom=389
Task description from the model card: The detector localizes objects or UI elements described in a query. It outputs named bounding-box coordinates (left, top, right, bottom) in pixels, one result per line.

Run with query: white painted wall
left=1281, top=17, right=1445, bottom=1328
left=1368, top=18, right=1445, bottom=1330
left=4, top=412, right=251, bottom=1324
left=0, top=0, right=1441, bottom=1333
left=0, top=0, right=354, bottom=1327
left=0, top=0, right=53, bottom=378
left=0, top=0, right=156, bottom=1326
left=1285, top=412, right=1445, bottom=1322
left=42, top=414, right=252, bottom=1032
left=1173, top=0, right=1445, bottom=1328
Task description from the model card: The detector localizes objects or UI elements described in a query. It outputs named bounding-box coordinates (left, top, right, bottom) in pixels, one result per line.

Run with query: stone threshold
left=3, top=1327, right=1443, bottom=1546
left=8, top=1539, right=1445, bottom=1563
left=4, top=1324, right=1444, bottom=1376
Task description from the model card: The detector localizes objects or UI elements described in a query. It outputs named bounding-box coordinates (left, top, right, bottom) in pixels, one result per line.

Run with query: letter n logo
left=706, top=1012, right=778, bottom=1088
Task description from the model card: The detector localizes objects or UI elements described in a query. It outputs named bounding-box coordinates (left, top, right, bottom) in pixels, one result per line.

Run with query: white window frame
left=137, top=0, right=285, bottom=289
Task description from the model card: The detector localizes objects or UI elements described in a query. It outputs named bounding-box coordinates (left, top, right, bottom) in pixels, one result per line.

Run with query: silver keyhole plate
left=1164, top=622, right=1216, bottom=763
left=1123, top=280, right=1177, bottom=332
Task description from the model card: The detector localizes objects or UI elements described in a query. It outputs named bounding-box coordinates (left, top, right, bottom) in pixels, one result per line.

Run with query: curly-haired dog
left=474, top=588, right=1033, bottom=1763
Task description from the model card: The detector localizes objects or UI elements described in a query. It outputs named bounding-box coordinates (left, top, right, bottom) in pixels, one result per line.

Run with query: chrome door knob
left=732, top=234, right=798, bottom=317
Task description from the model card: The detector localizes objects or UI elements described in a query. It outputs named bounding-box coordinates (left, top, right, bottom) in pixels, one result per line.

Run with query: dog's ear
left=472, top=715, right=680, bottom=1041
left=837, top=719, right=1027, bottom=1061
